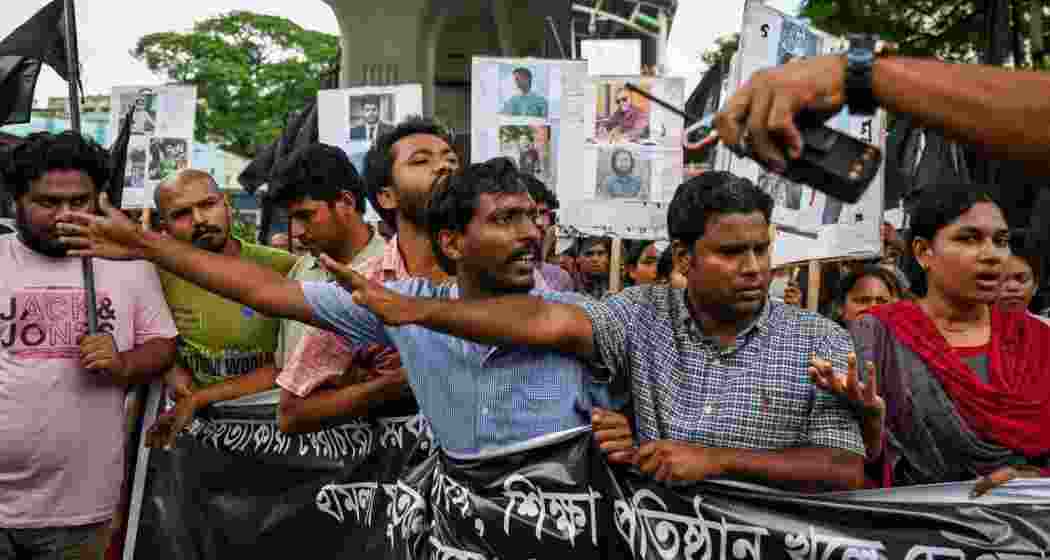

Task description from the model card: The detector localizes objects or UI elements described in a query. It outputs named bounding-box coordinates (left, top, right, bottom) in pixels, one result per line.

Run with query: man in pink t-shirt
left=0, top=132, right=177, bottom=559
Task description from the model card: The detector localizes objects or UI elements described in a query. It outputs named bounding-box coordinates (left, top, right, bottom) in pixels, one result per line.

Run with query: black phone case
left=785, top=125, right=881, bottom=204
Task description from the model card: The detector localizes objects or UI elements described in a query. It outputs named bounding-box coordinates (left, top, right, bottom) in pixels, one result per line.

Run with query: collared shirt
left=604, top=175, right=642, bottom=198
left=501, top=93, right=549, bottom=118
left=276, top=229, right=387, bottom=368
left=279, top=234, right=550, bottom=395
left=301, top=278, right=611, bottom=457
left=579, top=284, right=864, bottom=456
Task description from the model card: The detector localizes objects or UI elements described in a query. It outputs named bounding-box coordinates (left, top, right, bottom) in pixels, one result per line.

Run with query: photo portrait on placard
left=148, top=138, right=189, bottom=181
left=593, top=81, right=652, bottom=144
left=499, top=124, right=554, bottom=186
left=596, top=147, right=650, bottom=201
left=776, top=17, right=819, bottom=65
left=498, top=64, right=550, bottom=119
left=117, top=88, right=158, bottom=135
left=348, top=93, right=396, bottom=147
left=125, top=143, right=148, bottom=191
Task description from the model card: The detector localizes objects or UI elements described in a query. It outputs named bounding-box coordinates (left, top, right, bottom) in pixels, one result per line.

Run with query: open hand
left=809, top=353, right=883, bottom=421
left=146, top=395, right=198, bottom=450
left=319, top=254, right=425, bottom=326
left=714, top=55, right=847, bottom=172
left=57, top=193, right=148, bottom=260
left=637, top=440, right=727, bottom=483
left=79, top=333, right=127, bottom=380
left=972, top=465, right=1043, bottom=498
left=592, top=407, right=637, bottom=465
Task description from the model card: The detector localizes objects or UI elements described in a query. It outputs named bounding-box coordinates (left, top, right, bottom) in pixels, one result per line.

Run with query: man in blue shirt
left=58, top=158, right=610, bottom=459
left=501, top=67, right=549, bottom=118
left=603, top=149, right=643, bottom=199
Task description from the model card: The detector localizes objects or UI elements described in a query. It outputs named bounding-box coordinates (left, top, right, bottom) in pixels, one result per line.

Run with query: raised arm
left=320, top=255, right=597, bottom=358
left=714, top=55, right=1050, bottom=175
left=58, top=194, right=316, bottom=326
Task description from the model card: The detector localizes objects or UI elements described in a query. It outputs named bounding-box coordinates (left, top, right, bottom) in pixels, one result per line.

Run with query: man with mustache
left=0, top=132, right=177, bottom=558
left=319, top=172, right=868, bottom=491
left=58, top=157, right=613, bottom=459
left=146, top=169, right=299, bottom=447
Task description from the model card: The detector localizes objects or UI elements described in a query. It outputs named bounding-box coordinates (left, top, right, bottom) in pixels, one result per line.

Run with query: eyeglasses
left=617, top=98, right=630, bottom=104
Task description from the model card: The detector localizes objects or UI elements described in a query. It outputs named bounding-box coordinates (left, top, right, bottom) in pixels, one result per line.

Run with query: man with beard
left=314, top=171, right=866, bottom=491
left=603, top=149, right=642, bottom=199
left=145, top=169, right=298, bottom=447
left=0, top=132, right=177, bottom=558
left=350, top=95, right=395, bottom=146
left=501, top=67, right=548, bottom=118
left=266, top=144, right=409, bottom=434
left=58, top=157, right=612, bottom=458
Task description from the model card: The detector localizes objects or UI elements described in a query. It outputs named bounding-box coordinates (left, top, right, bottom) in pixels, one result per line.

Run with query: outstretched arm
left=320, top=255, right=598, bottom=359
left=58, top=194, right=316, bottom=326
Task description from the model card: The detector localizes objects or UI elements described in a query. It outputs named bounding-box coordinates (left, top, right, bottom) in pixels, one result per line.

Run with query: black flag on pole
left=0, top=0, right=71, bottom=125
left=0, top=57, right=42, bottom=125
left=107, top=104, right=136, bottom=208
left=0, top=0, right=71, bottom=79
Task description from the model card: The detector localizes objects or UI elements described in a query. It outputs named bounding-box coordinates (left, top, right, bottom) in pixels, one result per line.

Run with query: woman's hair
left=656, top=245, right=674, bottom=282
left=837, top=265, right=902, bottom=305
left=625, top=240, right=655, bottom=268
left=906, top=183, right=1004, bottom=296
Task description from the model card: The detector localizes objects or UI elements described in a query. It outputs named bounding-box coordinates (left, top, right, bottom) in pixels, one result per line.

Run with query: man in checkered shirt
left=341, top=171, right=866, bottom=491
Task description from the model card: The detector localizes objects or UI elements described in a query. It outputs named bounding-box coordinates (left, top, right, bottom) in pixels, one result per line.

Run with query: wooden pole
left=609, top=237, right=623, bottom=293
left=806, top=261, right=822, bottom=312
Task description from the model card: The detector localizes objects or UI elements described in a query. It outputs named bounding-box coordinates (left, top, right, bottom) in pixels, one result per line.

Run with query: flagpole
left=63, top=0, right=97, bottom=334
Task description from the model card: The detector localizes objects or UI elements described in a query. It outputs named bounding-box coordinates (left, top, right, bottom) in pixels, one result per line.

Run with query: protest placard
left=108, top=85, right=197, bottom=209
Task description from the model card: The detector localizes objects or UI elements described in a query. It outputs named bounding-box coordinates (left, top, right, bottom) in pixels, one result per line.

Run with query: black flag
left=107, top=104, right=136, bottom=208
left=0, top=0, right=70, bottom=80
left=0, top=57, right=42, bottom=125
left=0, top=0, right=71, bottom=125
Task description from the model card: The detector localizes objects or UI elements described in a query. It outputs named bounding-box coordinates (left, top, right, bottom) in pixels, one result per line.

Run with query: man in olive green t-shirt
left=147, top=169, right=299, bottom=447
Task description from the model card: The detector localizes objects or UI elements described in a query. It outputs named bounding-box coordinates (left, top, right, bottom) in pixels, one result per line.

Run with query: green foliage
left=230, top=214, right=259, bottom=244
left=133, top=11, right=339, bottom=158
left=701, top=33, right=740, bottom=70
left=800, top=0, right=1048, bottom=65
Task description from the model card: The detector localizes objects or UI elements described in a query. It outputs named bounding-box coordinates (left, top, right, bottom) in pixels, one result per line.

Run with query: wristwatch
left=845, top=35, right=897, bottom=115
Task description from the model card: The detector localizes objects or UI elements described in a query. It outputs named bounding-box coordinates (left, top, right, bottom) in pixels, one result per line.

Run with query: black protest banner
left=126, top=426, right=1050, bottom=560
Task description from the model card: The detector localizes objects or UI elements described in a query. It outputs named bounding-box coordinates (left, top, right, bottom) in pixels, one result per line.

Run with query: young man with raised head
left=267, top=143, right=408, bottom=433
left=0, top=132, right=177, bottom=558
left=145, top=169, right=298, bottom=447
left=57, top=157, right=611, bottom=459
left=310, top=172, right=869, bottom=491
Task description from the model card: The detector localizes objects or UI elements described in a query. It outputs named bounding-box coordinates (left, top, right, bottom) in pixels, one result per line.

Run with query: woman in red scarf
left=835, top=184, right=1050, bottom=489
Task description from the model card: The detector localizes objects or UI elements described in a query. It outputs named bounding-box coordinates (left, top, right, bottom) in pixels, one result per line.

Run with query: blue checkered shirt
left=302, top=278, right=612, bottom=457
left=580, top=285, right=864, bottom=456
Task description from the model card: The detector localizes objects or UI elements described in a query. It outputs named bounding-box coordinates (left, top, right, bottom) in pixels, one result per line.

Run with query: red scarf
left=870, top=301, right=1050, bottom=457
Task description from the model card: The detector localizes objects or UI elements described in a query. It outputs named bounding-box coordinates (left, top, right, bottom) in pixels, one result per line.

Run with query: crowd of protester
left=3, top=51, right=1050, bottom=559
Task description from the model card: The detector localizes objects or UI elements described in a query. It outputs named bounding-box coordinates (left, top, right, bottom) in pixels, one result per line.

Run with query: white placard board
left=471, top=57, right=589, bottom=204
left=580, top=39, right=642, bottom=76
left=557, top=76, right=684, bottom=240
left=109, top=85, right=197, bottom=209
left=716, top=3, right=884, bottom=265
left=317, top=85, right=424, bottom=223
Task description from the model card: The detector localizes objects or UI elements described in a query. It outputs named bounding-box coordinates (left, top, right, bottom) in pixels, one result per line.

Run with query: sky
left=4, top=0, right=800, bottom=108
left=2, top=0, right=341, bottom=106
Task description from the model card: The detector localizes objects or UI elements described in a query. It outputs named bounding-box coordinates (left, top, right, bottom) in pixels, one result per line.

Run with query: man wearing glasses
left=600, top=88, right=650, bottom=143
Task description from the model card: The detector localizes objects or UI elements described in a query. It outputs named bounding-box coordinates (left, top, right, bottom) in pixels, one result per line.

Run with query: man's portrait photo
left=349, top=94, right=396, bottom=146
left=595, top=83, right=650, bottom=143
left=499, top=66, right=549, bottom=119
left=597, top=148, right=649, bottom=201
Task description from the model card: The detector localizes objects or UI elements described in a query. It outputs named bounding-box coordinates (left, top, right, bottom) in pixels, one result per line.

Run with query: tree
left=800, top=0, right=1049, bottom=66
left=701, top=33, right=739, bottom=71
left=133, top=11, right=339, bottom=158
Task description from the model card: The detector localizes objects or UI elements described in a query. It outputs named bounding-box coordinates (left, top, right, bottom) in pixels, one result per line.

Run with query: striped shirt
left=301, top=278, right=611, bottom=457
left=579, top=285, right=865, bottom=456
